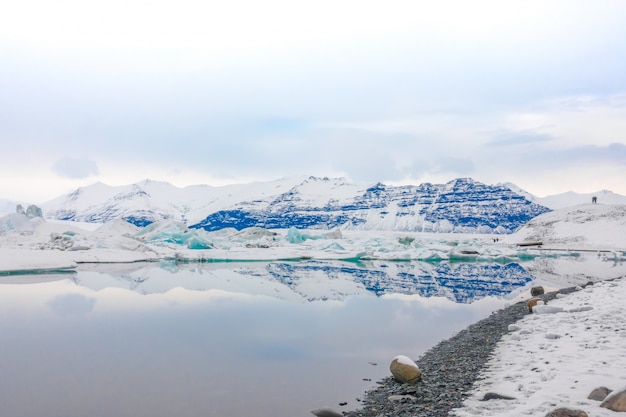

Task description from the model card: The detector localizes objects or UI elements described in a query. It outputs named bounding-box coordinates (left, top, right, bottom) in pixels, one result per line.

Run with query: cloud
left=484, top=130, right=555, bottom=147
left=52, top=157, right=99, bottom=179
left=560, top=142, right=626, bottom=166
left=434, top=157, right=475, bottom=175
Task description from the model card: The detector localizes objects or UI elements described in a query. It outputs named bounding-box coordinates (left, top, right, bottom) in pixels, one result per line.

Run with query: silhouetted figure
left=592, top=196, right=597, bottom=204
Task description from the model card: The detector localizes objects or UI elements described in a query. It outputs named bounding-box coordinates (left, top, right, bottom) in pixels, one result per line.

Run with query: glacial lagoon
left=1, top=256, right=624, bottom=417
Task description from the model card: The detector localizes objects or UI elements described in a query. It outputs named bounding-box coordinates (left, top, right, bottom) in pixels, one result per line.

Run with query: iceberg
left=134, top=220, right=215, bottom=249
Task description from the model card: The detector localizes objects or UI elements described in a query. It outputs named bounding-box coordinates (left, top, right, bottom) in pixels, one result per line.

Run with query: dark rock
left=601, top=389, right=626, bottom=412
left=531, top=286, right=545, bottom=296
left=545, top=408, right=588, bottom=417
left=481, top=392, right=516, bottom=401
left=588, top=386, right=612, bottom=401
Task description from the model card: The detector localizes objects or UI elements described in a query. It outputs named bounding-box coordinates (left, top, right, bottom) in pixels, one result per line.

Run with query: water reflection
left=69, top=260, right=533, bottom=303
left=265, top=261, right=532, bottom=302
left=3, top=256, right=621, bottom=417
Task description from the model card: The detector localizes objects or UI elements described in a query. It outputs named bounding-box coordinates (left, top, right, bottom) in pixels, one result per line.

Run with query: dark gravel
left=346, top=286, right=580, bottom=417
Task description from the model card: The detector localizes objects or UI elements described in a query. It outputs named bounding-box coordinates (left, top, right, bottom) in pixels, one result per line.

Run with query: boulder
left=601, top=389, right=626, bottom=412
left=390, top=355, right=422, bottom=383
left=531, top=286, right=545, bottom=296
left=588, top=386, right=612, bottom=401
left=544, top=408, right=588, bottom=417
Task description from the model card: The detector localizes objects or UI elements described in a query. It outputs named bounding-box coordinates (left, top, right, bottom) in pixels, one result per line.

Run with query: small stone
left=531, top=286, right=545, bottom=296
left=481, top=392, right=516, bottom=401
left=588, top=386, right=612, bottom=401
left=545, top=333, right=562, bottom=339
left=388, top=394, right=417, bottom=402
left=544, top=407, right=588, bottom=417
left=508, top=324, right=521, bottom=331
left=601, top=389, right=626, bottom=411
left=389, top=355, right=422, bottom=384
left=311, top=408, right=344, bottom=417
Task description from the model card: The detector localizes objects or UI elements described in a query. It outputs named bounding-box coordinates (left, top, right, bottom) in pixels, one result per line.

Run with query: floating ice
left=134, top=220, right=214, bottom=249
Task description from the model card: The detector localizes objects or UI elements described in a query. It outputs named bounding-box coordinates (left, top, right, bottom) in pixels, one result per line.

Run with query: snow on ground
left=453, top=276, right=626, bottom=417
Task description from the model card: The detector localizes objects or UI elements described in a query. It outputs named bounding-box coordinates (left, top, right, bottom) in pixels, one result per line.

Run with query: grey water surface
left=0, top=260, right=532, bottom=417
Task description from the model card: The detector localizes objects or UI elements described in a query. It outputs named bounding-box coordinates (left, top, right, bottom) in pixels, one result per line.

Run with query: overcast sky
left=2, top=0, right=626, bottom=203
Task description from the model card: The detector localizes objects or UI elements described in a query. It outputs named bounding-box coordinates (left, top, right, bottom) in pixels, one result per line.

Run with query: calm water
left=0, top=260, right=537, bottom=417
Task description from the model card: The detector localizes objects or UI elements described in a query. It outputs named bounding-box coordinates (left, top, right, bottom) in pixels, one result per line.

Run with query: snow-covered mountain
left=40, top=176, right=550, bottom=234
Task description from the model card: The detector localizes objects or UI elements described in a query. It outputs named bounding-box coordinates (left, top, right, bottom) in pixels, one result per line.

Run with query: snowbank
left=453, top=277, right=626, bottom=417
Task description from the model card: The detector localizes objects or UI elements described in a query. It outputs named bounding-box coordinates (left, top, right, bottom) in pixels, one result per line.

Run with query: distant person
left=592, top=196, right=597, bottom=204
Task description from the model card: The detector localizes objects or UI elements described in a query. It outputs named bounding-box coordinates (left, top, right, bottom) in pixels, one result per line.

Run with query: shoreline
left=347, top=286, right=579, bottom=417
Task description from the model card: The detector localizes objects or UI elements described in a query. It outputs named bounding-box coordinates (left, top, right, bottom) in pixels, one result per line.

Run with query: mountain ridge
left=33, top=176, right=554, bottom=234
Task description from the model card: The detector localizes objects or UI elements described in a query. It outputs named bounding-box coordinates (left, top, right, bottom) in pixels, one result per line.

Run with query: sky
left=1, top=0, right=626, bottom=204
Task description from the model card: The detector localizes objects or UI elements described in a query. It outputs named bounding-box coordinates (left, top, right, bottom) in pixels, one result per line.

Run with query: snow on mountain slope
left=39, top=177, right=550, bottom=233
left=500, top=183, right=626, bottom=209
left=42, top=176, right=318, bottom=226
left=190, top=177, right=551, bottom=233
left=502, top=203, right=626, bottom=250
left=535, top=189, right=626, bottom=209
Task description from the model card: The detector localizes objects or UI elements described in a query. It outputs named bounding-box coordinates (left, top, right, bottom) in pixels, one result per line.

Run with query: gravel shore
left=347, top=287, right=578, bottom=417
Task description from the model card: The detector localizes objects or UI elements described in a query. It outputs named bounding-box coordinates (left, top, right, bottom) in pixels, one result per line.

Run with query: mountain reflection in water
left=69, top=260, right=533, bottom=303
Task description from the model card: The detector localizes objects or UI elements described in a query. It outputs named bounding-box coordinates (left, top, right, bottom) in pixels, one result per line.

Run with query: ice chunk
left=25, top=205, right=43, bottom=218
left=186, top=235, right=214, bottom=250
left=134, top=220, right=214, bottom=249
left=286, top=227, right=306, bottom=244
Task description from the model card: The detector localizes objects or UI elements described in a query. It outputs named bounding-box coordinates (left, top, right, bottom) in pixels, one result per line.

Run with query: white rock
left=389, top=394, right=417, bottom=402
left=533, top=305, right=565, bottom=314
